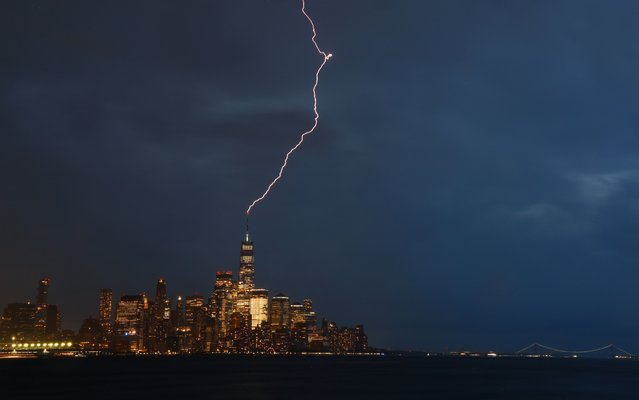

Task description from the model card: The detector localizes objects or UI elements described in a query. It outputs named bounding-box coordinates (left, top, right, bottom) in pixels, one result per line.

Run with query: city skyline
left=0, top=229, right=365, bottom=336
left=2, top=0, right=639, bottom=353
left=1, top=229, right=369, bottom=354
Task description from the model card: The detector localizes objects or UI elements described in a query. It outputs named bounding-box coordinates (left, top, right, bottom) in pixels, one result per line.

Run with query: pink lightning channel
left=246, top=0, right=332, bottom=216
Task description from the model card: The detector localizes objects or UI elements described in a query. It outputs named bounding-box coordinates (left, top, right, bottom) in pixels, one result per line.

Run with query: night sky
left=2, top=0, right=639, bottom=352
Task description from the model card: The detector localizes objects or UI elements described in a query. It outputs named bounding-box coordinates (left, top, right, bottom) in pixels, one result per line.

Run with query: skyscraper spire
left=237, top=220, right=255, bottom=317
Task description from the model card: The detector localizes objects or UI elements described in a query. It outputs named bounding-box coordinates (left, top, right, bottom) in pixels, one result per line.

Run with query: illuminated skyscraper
left=271, top=295, right=291, bottom=353
left=212, top=271, right=234, bottom=339
left=290, top=302, right=305, bottom=326
left=99, top=288, right=113, bottom=335
left=156, top=281, right=170, bottom=325
left=185, top=295, right=206, bottom=351
left=290, top=299, right=316, bottom=351
left=269, top=293, right=290, bottom=330
left=115, top=295, right=144, bottom=336
left=35, top=278, right=50, bottom=338
left=303, top=299, right=313, bottom=313
left=185, top=295, right=204, bottom=326
left=114, top=294, right=146, bottom=352
left=173, top=295, right=184, bottom=327
left=237, top=229, right=255, bottom=317
left=249, top=289, right=269, bottom=329
left=229, top=311, right=251, bottom=352
left=151, top=279, right=170, bottom=352
left=302, top=298, right=317, bottom=327
left=36, top=278, right=50, bottom=306
left=155, top=279, right=168, bottom=311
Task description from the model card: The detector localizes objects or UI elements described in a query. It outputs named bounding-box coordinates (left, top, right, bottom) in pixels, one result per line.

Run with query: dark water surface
left=2, top=356, right=638, bottom=399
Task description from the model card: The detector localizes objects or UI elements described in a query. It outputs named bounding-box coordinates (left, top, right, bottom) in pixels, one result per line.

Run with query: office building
left=212, top=271, right=234, bottom=339
left=113, top=294, right=146, bottom=352
left=237, top=228, right=255, bottom=317
left=151, top=279, right=170, bottom=352
left=269, top=293, right=290, bottom=330
left=249, top=289, right=268, bottom=329
left=36, top=278, right=50, bottom=306
left=99, top=288, right=113, bottom=336
left=0, top=303, right=37, bottom=341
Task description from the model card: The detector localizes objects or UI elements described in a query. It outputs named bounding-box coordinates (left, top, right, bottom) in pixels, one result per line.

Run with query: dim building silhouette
left=1, top=303, right=37, bottom=341
left=78, top=317, right=103, bottom=349
left=36, top=278, right=50, bottom=306
left=99, top=288, right=113, bottom=336
left=150, top=279, right=170, bottom=353
left=1, top=279, right=66, bottom=343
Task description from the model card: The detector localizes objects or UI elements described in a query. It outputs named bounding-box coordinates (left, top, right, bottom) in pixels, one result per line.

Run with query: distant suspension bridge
left=515, top=342, right=635, bottom=358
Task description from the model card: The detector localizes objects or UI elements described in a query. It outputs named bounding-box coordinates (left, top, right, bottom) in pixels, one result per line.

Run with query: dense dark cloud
left=2, top=0, right=639, bottom=351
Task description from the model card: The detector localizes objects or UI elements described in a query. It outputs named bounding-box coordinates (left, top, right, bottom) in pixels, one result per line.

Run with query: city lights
left=0, top=229, right=367, bottom=355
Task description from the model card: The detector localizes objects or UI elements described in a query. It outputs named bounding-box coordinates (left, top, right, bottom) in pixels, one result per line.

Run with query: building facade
left=249, top=289, right=269, bottom=329
left=236, top=230, right=255, bottom=318
left=113, top=294, right=147, bottom=352
left=99, top=288, right=113, bottom=336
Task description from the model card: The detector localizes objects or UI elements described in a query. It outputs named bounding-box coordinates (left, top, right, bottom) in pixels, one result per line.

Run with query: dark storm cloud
left=2, top=0, right=639, bottom=351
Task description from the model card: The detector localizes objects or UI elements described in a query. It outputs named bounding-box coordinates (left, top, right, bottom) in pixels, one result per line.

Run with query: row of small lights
left=12, top=342, right=73, bottom=348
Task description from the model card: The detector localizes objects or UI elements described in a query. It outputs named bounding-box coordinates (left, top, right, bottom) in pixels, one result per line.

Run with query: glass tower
left=237, top=229, right=255, bottom=317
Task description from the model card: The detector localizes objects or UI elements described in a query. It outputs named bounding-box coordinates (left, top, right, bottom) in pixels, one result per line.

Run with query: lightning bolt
left=246, top=0, right=332, bottom=217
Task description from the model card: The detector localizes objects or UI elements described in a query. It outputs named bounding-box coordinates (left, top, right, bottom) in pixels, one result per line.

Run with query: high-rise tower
left=212, top=271, right=234, bottom=338
left=155, top=279, right=171, bottom=321
left=99, top=288, right=113, bottom=335
left=249, top=289, right=269, bottom=329
left=152, top=279, right=170, bottom=352
left=185, top=295, right=204, bottom=327
left=114, top=294, right=145, bottom=352
left=270, top=293, right=290, bottom=330
left=35, top=278, right=51, bottom=338
left=36, top=278, right=50, bottom=306
left=174, top=296, right=184, bottom=327
left=236, top=227, right=255, bottom=317
left=155, top=279, right=167, bottom=303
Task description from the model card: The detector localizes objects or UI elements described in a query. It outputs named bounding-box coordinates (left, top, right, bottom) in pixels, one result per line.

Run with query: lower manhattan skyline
left=1, top=229, right=369, bottom=354
left=2, top=0, right=639, bottom=356
left=5, top=0, right=639, bottom=398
